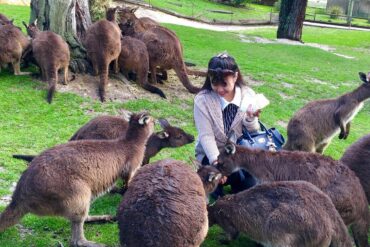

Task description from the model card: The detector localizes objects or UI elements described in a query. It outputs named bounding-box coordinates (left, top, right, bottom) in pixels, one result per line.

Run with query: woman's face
left=211, top=72, right=238, bottom=98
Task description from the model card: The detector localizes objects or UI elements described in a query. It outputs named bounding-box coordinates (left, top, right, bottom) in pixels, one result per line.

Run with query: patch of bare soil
left=56, top=70, right=205, bottom=103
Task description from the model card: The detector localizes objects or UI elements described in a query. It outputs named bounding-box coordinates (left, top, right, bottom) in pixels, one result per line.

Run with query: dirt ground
left=57, top=70, right=205, bottom=103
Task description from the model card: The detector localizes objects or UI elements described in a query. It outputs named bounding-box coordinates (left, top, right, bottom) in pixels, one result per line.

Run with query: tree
left=29, top=0, right=108, bottom=72
left=277, top=0, right=308, bottom=42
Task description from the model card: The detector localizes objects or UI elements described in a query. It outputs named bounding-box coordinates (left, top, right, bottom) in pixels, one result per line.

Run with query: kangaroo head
left=197, top=165, right=222, bottom=195
left=23, top=21, right=39, bottom=38
left=127, top=112, right=155, bottom=139
left=156, top=118, right=195, bottom=147
left=359, top=72, right=370, bottom=85
left=217, top=142, right=238, bottom=176
left=106, top=6, right=119, bottom=22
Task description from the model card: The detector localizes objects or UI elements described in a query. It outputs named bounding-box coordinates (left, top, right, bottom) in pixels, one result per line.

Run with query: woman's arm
left=194, top=101, right=220, bottom=164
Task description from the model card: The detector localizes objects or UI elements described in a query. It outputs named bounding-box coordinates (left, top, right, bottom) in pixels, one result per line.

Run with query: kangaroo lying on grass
left=284, top=72, right=370, bottom=153
left=208, top=180, right=352, bottom=247
left=341, top=133, right=370, bottom=204
left=118, top=159, right=221, bottom=247
left=23, top=22, right=70, bottom=103
left=14, top=116, right=194, bottom=165
left=0, top=112, right=154, bottom=246
left=119, top=35, right=166, bottom=98
left=118, top=9, right=202, bottom=94
left=217, top=142, right=370, bottom=247
left=0, top=22, right=31, bottom=75
left=84, top=7, right=121, bottom=102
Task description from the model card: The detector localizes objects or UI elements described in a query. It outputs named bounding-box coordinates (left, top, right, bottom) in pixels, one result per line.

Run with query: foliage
left=89, top=0, right=111, bottom=21
left=328, top=5, right=344, bottom=19
left=273, top=0, right=281, bottom=11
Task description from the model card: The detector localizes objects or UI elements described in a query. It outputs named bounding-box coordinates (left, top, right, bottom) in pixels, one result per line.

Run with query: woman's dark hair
left=201, top=52, right=245, bottom=91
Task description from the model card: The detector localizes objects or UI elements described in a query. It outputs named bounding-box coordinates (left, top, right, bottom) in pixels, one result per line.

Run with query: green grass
left=1, top=3, right=370, bottom=247
left=144, top=0, right=275, bottom=23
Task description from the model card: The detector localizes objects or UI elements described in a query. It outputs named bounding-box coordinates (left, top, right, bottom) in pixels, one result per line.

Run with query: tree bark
left=277, top=0, right=308, bottom=42
left=30, top=0, right=92, bottom=72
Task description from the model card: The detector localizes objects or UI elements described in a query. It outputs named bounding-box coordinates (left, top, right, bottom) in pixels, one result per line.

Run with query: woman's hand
left=219, top=176, right=228, bottom=184
left=247, top=104, right=262, bottom=118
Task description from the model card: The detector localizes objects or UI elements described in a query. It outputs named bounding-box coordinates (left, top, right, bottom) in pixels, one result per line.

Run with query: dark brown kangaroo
left=284, top=72, right=370, bottom=153
left=23, top=22, right=70, bottom=103
left=119, top=35, right=166, bottom=98
left=0, top=22, right=30, bottom=75
left=118, top=159, right=221, bottom=247
left=0, top=112, right=154, bottom=247
left=208, top=181, right=352, bottom=247
left=13, top=117, right=194, bottom=165
left=84, top=7, right=121, bottom=102
left=341, top=133, right=370, bottom=203
left=118, top=9, right=201, bottom=94
left=217, top=142, right=370, bottom=247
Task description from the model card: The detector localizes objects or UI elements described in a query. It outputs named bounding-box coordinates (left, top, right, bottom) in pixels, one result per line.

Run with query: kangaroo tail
left=174, top=63, right=201, bottom=94
left=0, top=202, right=26, bottom=232
left=137, top=70, right=166, bottom=98
left=47, top=68, right=57, bottom=103
left=98, top=61, right=109, bottom=102
left=12, top=154, right=36, bottom=163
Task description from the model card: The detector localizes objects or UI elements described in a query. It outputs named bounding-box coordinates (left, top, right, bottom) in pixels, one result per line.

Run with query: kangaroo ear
left=225, top=142, right=236, bottom=155
left=359, top=72, right=368, bottom=83
left=157, top=131, right=169, bottom=139
left=22, top=21, right=28, bottom=29
left=158, top=118, right=170, bottom=129
left=138, top=113, right=151, bottom=125
left=208, top=172, right=222, bottom=182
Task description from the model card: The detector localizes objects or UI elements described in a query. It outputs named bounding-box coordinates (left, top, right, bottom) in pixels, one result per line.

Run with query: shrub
left=327, top=5, right=344, bottom=19
left=274, top=0, right=281, bottom=11
left=89, top=0, right=111, bottom=21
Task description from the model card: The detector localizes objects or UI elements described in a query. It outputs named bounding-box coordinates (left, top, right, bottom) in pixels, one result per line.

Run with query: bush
left=327, top=5, right=344, bottom=19
left=89, top=0, right=111, bottom=21
left=274, top=0, right=281, bottom=11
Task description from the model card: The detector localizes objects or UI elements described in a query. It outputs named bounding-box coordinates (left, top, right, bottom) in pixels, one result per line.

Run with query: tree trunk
left=30, top=0, right=92, bottom=72
left=277, top=0, right=308, bottom=42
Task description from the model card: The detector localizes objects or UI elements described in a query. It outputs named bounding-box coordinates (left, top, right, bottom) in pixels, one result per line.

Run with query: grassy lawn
left=143, top=0, right=275, bottom=23
left=1, top=3, right=370, bottom=247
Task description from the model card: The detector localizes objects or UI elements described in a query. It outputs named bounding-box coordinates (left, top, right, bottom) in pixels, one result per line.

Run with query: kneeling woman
left=194, top=52, right=262, bottom=198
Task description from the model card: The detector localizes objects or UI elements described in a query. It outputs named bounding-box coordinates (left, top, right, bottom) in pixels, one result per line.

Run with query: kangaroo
left=118, top=10, right=201, bottom=94
left=0, top=112, right=154, bottom=247
left=0, top=13, right=12, bottom=25
left=217, top=142, right=370, bottom=247
left=23, top=22, right=70, bottom=103
left=284, top=72, right=370, bottom=153
left=117, top=159, right=221, bottom=247
left=119, top=35, right=166, bottom=98
left=84, top=7, right=121, bottom=102
left=13, top=117, right=194, bottom=165
left=0, top=22, right=31, bottom=75
left=341, top=133, right=370, bottom=203
left=208, top=180, right=352, bottom=247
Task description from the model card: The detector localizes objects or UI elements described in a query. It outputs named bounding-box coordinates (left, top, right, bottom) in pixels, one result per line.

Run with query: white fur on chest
left=345, top=103, right=364, bottom=123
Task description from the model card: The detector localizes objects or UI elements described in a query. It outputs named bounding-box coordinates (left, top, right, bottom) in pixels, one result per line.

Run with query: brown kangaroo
left=341, top=133, right=370, bottom=203
left=0, top=112, right=154, bottom=247
left=84, top=7, right=121, bottom=102
left=13, top=117, right=194, bottom=165
left=23, top=22, right=70, bottom=103
left=119, top=35, right=166, bottom=98
left=118, top=10, right=201, bottom=94
left=284, top=72, right=370, bottom=153
left=0, top=22, right=31, bottom=75
left=208, top=180, right=352, bottom=247
left=118, top=159, right=221, bottom=247
left=217, top=142, right=370, bottom=247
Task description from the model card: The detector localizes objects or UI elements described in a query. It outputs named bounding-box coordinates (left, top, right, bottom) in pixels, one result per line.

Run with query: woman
left=194, top=52, right=262, bottom=198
